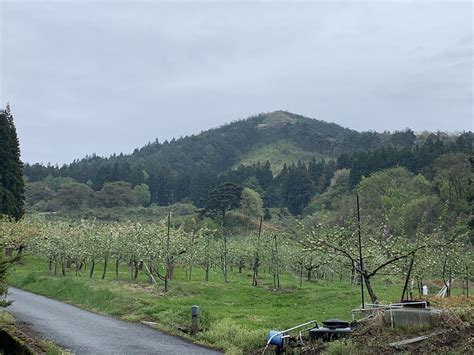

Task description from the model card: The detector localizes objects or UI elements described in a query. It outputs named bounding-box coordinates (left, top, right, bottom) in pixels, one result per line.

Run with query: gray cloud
left=1, top=0, right=472, bottom=164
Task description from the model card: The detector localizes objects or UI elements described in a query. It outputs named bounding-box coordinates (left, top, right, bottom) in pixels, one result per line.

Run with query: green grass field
left=10, top=256, right=407, bottom=353
left=234, top=140, right=328, bottom=174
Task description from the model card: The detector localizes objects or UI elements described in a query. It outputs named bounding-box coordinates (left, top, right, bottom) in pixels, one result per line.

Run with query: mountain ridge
left=23, top=110, right=472, bottom=212
left=24, top=110, right=426, bottom=184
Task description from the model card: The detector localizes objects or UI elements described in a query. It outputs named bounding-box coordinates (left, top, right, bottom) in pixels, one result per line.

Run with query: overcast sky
left=1, top=0, right=472, bottom=165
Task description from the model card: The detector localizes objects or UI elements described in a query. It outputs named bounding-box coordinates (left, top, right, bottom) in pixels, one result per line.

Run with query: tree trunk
left=115, top=258, right=120, bottom=280
left=90, top=259, right=95, bottom=278
left=17, top=245, right=24, bottom=259
left=299, top=262, right=303, bottom=287
left=102, top=255, right=108, bottom=280
left=252, top=254, right=259, bottom=287
left=188, top=265, right=192, bottom=281
left=133, top=260, right=139, bottom=280
left=351, top=260, right=356, bottom=284
left=167, top=258, right=174, bottom=280
left=364, top=275, right=378, bottom=304
left=238, top=259, right=244, bottom=274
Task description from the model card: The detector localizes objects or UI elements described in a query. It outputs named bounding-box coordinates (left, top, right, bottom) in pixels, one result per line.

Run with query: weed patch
left=197, top=318, right=265, bottom=352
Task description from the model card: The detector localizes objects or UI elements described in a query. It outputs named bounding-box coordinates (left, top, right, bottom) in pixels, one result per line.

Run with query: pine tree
left=0, top=103, right=25, bottom=220
left=201, top=182, right=243, bottom=224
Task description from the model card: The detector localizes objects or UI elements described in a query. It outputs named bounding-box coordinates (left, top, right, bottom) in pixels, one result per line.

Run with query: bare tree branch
left=367, top=245, right=427, bottom=278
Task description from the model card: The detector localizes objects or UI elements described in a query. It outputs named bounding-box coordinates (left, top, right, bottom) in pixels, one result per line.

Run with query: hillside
left=23, top=111, right=472, bottom=214
left=233, top=139, right=327, bottom=174
left=129, top=110, right=370, bottom=170
left=25, top=110, right=384, bottom=180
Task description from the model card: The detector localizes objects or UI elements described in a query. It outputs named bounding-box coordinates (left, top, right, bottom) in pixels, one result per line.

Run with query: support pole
left=466, top=265, right=469, bottom=298
left=401, top=253, right=415, bottom=302
left=165, top=211, right=171, bottom=292
left=356, top=194, right=365, bottom=309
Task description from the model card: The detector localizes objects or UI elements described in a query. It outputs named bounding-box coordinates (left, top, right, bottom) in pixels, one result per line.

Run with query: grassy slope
left=234, top=140, right=328, bottom=174
left=10, top=256, right=404, bottom=353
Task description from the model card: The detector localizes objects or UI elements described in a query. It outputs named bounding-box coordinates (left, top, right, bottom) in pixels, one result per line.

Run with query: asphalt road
left=7, top=287, right=221, bottom=355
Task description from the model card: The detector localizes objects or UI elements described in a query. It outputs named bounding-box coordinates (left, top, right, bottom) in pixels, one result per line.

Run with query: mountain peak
left=257, top=111, right=306, bottom=130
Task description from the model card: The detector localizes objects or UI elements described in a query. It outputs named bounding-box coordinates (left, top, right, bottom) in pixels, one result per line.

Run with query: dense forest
left=23, top=111, right=472, bottom=219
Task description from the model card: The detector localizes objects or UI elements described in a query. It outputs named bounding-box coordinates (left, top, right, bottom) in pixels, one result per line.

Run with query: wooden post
left=165, top=211, right=171, bottom=292
left=191, top=305, right=200, bottom=335
left=356, top=194, right=365, bottom=309
left=401, top=253, right=415, bottom=302
left=222, top=209, right=228, bottom=283
left=274, top=234, right=280, bottom=289
left=252, top=216, right=263, bottom=287
left=466, top=265, right=469, bottom=298
left=448, top=271, right=452, bottom=297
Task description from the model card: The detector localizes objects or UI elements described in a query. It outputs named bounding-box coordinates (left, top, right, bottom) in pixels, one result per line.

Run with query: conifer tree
left=0, top=103, right=25, bottom=220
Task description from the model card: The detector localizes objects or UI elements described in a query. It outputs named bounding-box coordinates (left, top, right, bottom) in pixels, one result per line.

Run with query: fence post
left=191, top=305, right=200, bottom=335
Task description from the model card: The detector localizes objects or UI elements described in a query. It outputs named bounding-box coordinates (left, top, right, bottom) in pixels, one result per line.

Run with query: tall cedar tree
left=0, top=104, right=25, bottom=220
left=201, top=182, right=243, bottom=224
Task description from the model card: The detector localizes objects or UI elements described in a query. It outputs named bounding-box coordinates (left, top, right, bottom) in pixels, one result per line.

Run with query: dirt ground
left=348, top=306, right=473, bottom=353
left=261, top=296, right=474, bottom=354
left=346, top=296, right=473, bottom=354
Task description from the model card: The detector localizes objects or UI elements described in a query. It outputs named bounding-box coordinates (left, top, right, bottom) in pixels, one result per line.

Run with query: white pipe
left=262, top=320, right=317, bottom=354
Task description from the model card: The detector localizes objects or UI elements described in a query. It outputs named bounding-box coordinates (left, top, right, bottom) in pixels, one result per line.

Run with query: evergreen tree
left=285, top=162, right=314, bottom=215
left=201, top=182, right=243, bottom=223
left=263, top=207, right=272, bottom=221
left=0, top=104, right=25, bottom=220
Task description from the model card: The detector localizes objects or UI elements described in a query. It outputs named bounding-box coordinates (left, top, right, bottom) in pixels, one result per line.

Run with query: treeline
left=22, top=111, right=472, bottom=215
left=23, top=111, right=402, bottom=192
left=24, top=130, right=472, bottom=216
left=340, top=131, right=473, bottom=188
left=24, top=113, right=420, bottom=191
left=26, top=180, right=151, bottom=211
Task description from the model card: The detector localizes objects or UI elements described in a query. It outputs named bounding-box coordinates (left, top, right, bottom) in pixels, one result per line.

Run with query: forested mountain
left=23, top=111, right=472, bottom=215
